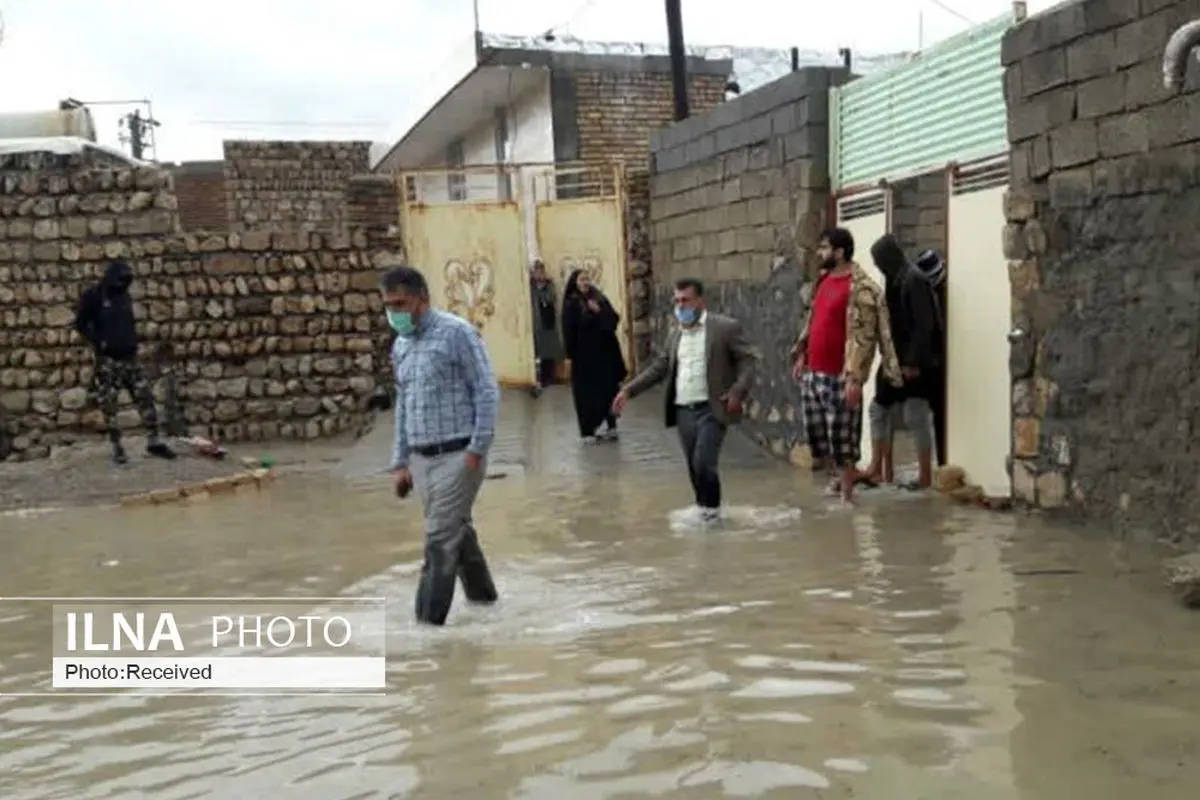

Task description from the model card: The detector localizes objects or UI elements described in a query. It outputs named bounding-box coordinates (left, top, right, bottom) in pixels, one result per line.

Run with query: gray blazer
left=624, top=311, right=758, bottom=428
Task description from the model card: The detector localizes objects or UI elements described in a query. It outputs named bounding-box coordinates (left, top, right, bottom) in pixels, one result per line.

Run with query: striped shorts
left=800, top=371, right=862, bottom=468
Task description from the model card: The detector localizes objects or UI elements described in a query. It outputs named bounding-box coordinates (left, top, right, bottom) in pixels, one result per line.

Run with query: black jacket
left=75, top=261, right=139, bottom=359
left=869, top=235, right=941, bottom=374
left=915, top=249, right=947, bottom=365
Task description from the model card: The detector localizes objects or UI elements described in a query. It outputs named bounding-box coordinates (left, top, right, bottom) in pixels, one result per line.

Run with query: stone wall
left=0, top=150, right=400, bottom=462
left=170, top=160, right=227, bottom=231
left=890, top=169, right=949, bottom=259
left=648, top=67, right=847, bottom=459
left=223, top=140, right=372, bottom=234
left=1002, top=0, right=1200, bottom=540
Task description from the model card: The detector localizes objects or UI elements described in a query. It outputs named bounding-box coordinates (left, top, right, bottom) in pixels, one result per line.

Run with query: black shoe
left=146, top=441, right=177, bottom=460
left=529, top=384, right=543, bottom=398
left=112, top=444, right=129, bottom=465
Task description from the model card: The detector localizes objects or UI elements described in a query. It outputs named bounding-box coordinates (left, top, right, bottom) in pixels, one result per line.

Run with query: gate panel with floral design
left=531, top=164, right=631, bottom=369
left=400, top=166, right=534, bottom=386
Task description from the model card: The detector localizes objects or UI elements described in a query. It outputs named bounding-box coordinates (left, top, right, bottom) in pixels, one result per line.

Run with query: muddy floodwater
left=1, top=391, right=1199, bottom=799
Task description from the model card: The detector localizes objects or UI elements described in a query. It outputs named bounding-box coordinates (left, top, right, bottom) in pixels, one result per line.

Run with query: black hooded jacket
left=869, top=235, right=941, bottom=375
left=74, top=261, right=139, bottom=359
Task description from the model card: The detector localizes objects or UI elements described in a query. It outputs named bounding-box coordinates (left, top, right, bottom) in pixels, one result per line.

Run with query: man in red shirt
left=791, top=228, right=901, bottom=503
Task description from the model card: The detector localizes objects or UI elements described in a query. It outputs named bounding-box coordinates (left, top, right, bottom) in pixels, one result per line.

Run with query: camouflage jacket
left=790, top=263, right=902, bottom=387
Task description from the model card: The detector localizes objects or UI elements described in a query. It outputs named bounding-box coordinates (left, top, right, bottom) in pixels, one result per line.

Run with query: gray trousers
left=676, top=403, right=727, bottom=510
left=868, top=397, right=936, bottom=454
left=410, top=451, right=497, bottom=625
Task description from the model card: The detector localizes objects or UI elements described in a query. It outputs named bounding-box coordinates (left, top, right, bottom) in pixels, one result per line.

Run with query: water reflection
left=1, top=459, right=1199, bottom=798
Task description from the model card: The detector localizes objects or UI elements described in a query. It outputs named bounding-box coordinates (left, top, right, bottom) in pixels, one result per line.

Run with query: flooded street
left=2, top=389, right=1199, bottom=799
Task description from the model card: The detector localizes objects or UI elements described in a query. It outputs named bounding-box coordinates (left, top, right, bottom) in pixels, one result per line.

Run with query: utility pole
left=127, top=110, right=146, bottom=160
left=118, top=104, right=161, bottom=162
left=665, top=0, right=689, bottom=121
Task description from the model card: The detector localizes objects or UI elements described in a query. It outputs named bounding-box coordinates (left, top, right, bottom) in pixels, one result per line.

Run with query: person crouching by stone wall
left=529, top=259, right=564, bottom=397
left=864, top=235, right=942, bottom=491
left=74, top=260, right=176, bottom=465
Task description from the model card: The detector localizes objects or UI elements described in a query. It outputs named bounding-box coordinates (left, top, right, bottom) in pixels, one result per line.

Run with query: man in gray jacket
left=612, top=277, right=758, bottom=522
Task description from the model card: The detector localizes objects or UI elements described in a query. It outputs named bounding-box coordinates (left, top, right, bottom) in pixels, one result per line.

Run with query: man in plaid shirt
left=384, top=266, right=500, bottom=626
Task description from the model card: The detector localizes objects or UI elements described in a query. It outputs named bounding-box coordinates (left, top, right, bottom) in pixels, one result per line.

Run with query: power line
left=540, top=0, right=601, bottom=40
left=188, top=120, right=391, bottom=127
left=922, top=0, right=974, bottom=24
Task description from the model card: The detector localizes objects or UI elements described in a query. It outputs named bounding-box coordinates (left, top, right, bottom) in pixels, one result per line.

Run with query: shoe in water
left=600, top=429, right=619, bottom=441
left=146, top=441, right=177, bottom=460
left=529, top=384, right=543, bottom=399
left=582, top=435, right=598, bottom=445
left=112, top=444, right=129, bottom=465
left=700, top=507, right=721, bottom=524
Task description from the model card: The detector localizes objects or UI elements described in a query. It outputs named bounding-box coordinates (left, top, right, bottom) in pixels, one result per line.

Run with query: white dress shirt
left=674, top=311, right=709, bottom=405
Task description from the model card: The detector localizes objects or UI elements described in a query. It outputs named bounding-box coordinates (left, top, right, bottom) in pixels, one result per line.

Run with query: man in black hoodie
left=75, top=261, right=176, bottom=465
left=865, top=235, right=941, bottom=489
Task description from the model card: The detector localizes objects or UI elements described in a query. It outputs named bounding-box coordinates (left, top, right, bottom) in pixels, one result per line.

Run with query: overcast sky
left=0, top=0, right=1063, bottom=163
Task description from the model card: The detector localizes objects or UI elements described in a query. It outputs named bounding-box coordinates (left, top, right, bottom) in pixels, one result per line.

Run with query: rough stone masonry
left=224, top=140, right=371, bottom=235
left=0, top=149, right=400, bottom=462
left=1002, top=0, right=1200, bottom=541
left=647, top=67, right=847, bottom=462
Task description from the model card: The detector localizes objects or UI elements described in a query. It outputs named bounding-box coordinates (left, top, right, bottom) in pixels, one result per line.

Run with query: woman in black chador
left=561, top=269, right=627, bottom=442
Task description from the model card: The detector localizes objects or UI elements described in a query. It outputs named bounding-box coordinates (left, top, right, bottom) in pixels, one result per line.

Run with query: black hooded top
left=869, top=235, right=941, bottom=375
left=74, top=261, right=139, bottom=359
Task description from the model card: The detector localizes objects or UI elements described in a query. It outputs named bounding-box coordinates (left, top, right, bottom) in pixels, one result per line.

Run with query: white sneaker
left=582, top=435, right=598, bottom=445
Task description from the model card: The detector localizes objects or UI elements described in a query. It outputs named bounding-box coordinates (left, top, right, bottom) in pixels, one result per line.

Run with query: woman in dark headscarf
left=561, top=269, right=627, bottom=442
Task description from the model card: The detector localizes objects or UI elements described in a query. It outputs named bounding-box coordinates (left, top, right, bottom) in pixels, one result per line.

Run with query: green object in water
left=259, top=456, right=275, bottom=469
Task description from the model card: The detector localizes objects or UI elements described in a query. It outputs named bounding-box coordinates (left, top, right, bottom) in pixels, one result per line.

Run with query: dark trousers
left=537, top=358, right=557, bottom=386
left=676, top=403, right=727, bottom=509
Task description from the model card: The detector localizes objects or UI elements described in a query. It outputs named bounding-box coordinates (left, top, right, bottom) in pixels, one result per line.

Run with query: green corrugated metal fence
left=830, top=13, right=1012, bottom=191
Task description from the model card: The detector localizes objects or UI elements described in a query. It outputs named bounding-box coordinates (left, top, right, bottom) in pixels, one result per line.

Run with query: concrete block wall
left=648, top=67, right=847, bottom=460
left=1002, top=0, right=1200, bottom=541
left=890, top=169, right=948, bottom=260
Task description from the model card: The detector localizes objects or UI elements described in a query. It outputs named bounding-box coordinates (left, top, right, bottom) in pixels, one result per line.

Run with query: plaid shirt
left=390, top=309, right=500, bottom=469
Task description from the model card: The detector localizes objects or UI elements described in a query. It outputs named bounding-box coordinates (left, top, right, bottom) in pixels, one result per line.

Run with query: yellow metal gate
left=399, top=166, right=535, bottom=386
left=531, top=164, right=632, bottom=369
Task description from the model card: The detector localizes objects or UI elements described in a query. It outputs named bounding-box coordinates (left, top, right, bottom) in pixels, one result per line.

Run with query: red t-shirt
left=806, top=272, right=852, bottom=375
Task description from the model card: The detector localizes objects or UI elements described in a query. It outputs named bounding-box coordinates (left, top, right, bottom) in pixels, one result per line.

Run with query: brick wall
left=0, top=151, right=401, bottom=462
left=648, top=67, right=846, bottom=461
left=1002, top=0, right=1200, bottom=539
left=223, top=140, right=372, bottom=234
left=170, top=160, right=227, bottom=231
left=345, top=175, right=402, bottom=241
left=562, top=65, right=728, bottom=363
left=573, top=70, right=728, bottom=169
